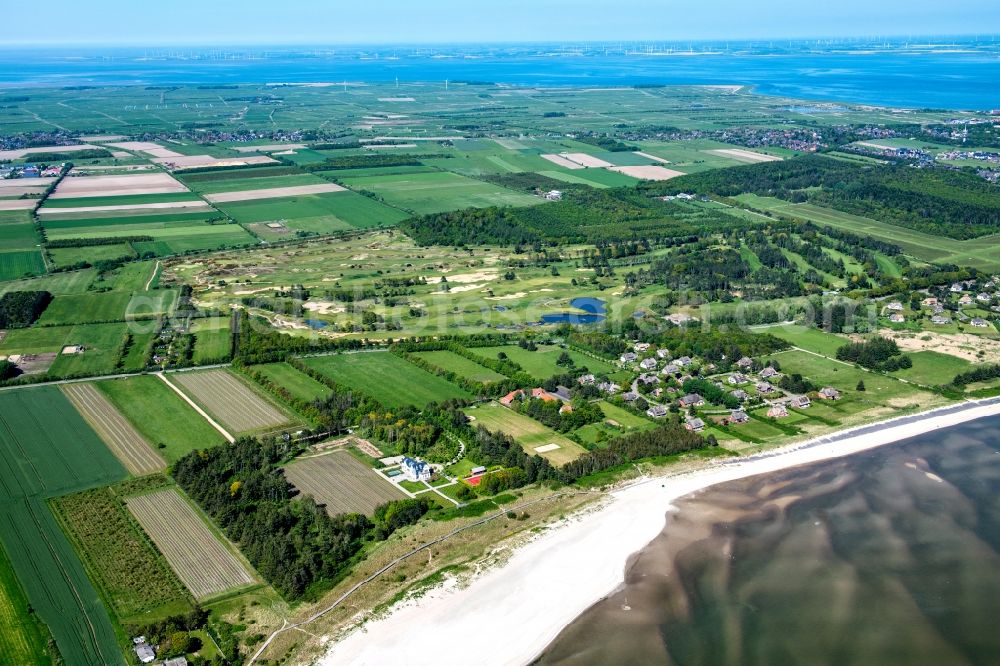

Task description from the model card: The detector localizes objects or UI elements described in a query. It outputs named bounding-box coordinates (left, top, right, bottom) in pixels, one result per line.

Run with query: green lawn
left=758, top=324, right=850, bottom=357
left=252, top=363, right=331, bottom=403
left=893, top=350, right=972, bottom=386
left=413, top=350, right=508, bottom=383
left=191, top=318, right=232, bottom=364
left=216, top=191, right=407, bottom=233
left=301, top=352, right=472, bottom=408
left=464, top=403, right=587, bottom=466
left=470, top=344, right=615, bottom=381
left=338, top=171, right=542, bottom=215
left=96, top=376, right=228, bottom=462
left=0, top=250, right=45, bottom=281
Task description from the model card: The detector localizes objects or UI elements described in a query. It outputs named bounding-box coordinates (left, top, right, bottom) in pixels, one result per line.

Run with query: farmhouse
left=679, top=393, right=705, bottom=407
left=767, top=404, right=789, bottom=418
left=729, top=409, right=750, bottom=424
left=790, top=395, right=811, bottom=408
left=646, top=404, right=668, bottom=418
left=818, top=387, right=841, bottom=400
left=531, top=387, right=559, bottom=402
left=499, top=389, right=525, bottom=406
left=401, top=457, right=432, bottom=482
left=685, top=416, right=706, bottom=432
left=559, top=403, right=573, bottom=414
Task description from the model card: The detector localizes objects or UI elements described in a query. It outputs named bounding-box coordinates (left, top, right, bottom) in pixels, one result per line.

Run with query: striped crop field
left=283, top=450, right=406, bottom=516
left=62, top=383, right=166, bottom=475
left=172, top=370, right=295, bottom=434
left=127, top=489, right=257, bottom=599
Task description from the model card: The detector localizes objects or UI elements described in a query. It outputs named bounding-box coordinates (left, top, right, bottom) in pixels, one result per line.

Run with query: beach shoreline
left=320, top=397, right=1000, bottom=666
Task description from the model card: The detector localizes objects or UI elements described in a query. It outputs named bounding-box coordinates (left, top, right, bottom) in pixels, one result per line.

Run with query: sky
left=3, top=0, right=1000, bottom=46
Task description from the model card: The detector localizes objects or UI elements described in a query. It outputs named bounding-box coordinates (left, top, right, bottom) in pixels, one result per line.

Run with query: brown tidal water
left=536, top=416, right=1000, bottom=666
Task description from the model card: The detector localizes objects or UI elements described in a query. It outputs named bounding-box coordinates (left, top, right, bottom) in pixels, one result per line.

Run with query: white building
left=400, top=457, right=432, bottom=482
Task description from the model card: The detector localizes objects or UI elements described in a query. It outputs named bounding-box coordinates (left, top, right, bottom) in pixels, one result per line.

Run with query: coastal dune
left=322, top=399, right=1000, bottom=666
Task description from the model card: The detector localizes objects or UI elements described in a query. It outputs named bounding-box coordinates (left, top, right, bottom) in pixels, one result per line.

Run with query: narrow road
left=144, top=260, right=161, bottom=291
left=155, top=372, right=235, bottom=443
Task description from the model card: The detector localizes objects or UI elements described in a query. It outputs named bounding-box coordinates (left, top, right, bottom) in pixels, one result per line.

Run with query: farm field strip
left=38, top=201, right=212, bottom=215
left=284, top=450, right=407, bottom=516
left=170, top=369, right=294, bottom=434
left=127, top=489, right=256, bottom=599
left=204, top=183, right=345, bottom=202
left=62, top=383, right=165, bottom=475
left=154, top=373, right=236, bottom=443
left=50, top=172, right=190, bottom=199
left=466, top=403, right=588, bottom=466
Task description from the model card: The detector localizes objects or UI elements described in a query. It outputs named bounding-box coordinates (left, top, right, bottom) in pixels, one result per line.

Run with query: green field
left=96, top=375, right=228, bottom=462
left=252, top=362, right=331, bottom=403
left=471, top=344, right=615, bottom=381
left=0, top=250, right=45, bottom=281
left=575, top=400, right=658, bottom=446
left=465, top=402, right=587, bottom=466
left=413, top=350, right=508, bottom=383
left=734, top=194, right=1000, bottom=271
left=893, top=350, right=972, bottom=386
left=35, top=290, right=176, bottom=325
left=0, top=387, right=127, bottom=666
left=0, top=322, right=130, bottom=378
left=757, top=324, right=851, bottom=357
left=191, top=317, right=232, bottom=364
left=338, top=171, right=542, bottom=215
left=0, top=543, right=52, bottom=666
left=301, top=351, right=473, bottom=408
left=42, top=192, right=199, bottom=209
left=216, top=190, right=408, bottom=233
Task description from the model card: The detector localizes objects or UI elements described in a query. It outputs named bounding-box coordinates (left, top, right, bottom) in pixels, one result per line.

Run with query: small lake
left=540, top=297, right=607, bottom=325
left=303, top=319, right=328, bottom=329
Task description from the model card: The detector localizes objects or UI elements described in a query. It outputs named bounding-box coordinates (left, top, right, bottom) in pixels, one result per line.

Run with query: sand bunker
left=38, top=201, right=211, bottom=215
left=204, top=183, right=345, bottom=203
left=231, top=144, right=307, bottom=153
left=540, top=154, right=585, bottom=170
left=708, top=148, right=783, bottom=163
left=50, top=172, right=190, bottom=198
left=607, top=165, right=686, bottom=180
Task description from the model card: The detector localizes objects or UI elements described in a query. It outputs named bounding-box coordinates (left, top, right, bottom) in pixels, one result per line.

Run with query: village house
left=885, top=301, right=904, bottom=312
left=790, top=395, right=811, bottom=409
left=638, top=373, right=660, bottom=385
left=767, top=404, right=789, bottom=418
left=675, top=356, right=692, bottom=367
left=950, top=282, right=965, bottom=293
left=970, top=317, right=990, bottom=328
left=499, top=389, right=525, bottom=406
left=661, top=363, right=681, bottom=375
left=598, top=381, right=620, bottom=394
left=656, top=348, right=671, bottom=359
left=921, top=297, right=939, bottom=307
left=620, top=352, right=638, bottom=364
left=728, top=373, right=748, bottom=385
left=959, top=294, right=974, bottom=306
left=685, top=416, right=706, bottom=432
left=818, top=387, right=841, bottom=400
left=735, top=356, right=753, bottom=369
left=633, top=342, right=651, bottom=353
left=559, top=403, right=573, bottom=414
left=978, top=292, right=993, bottom=302
left=639, top=357, right=658, bottom=371
left=731, top=389, right=750, bottom=402
left=756, top=381, right=775, bottom=394
left=889, top=313, right=905, bottom=323
left=646, top=404, right=668, bottom=418
left=666, top=312, right=698, bottom=326
left=729, top=409, right=750, bottom=424
left=623, top=391, right=640, bottom=402
left=679, top=393, right=705, bottom=408
left=931, top=315, right=951, bottom=325
left=132, top=637, right=156, bottom=664
left=401, top=457, right=432, bottom=482
left=577, top=373, right=596, bottom=385
left=531, top=387, right=559, bottom=402
left=544, top=190, right=563, bottom=201
left=759, top=366, right=780, bottom=379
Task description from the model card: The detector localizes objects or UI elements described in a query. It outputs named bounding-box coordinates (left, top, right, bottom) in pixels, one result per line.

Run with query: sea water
left=536, top=415, right=1000, bottom=665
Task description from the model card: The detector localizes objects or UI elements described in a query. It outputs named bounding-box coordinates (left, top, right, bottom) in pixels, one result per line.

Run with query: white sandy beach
left=320, top=398, right=1000, bottom=666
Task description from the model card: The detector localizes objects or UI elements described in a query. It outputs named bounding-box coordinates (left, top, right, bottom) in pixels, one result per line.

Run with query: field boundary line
left=155, top=372, right=235, bottom=443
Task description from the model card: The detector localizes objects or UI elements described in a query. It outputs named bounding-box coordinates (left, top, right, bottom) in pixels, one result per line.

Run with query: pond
left=540, top=297, right=607, bottom=325
left=303, top=319, right=329, bottom=329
